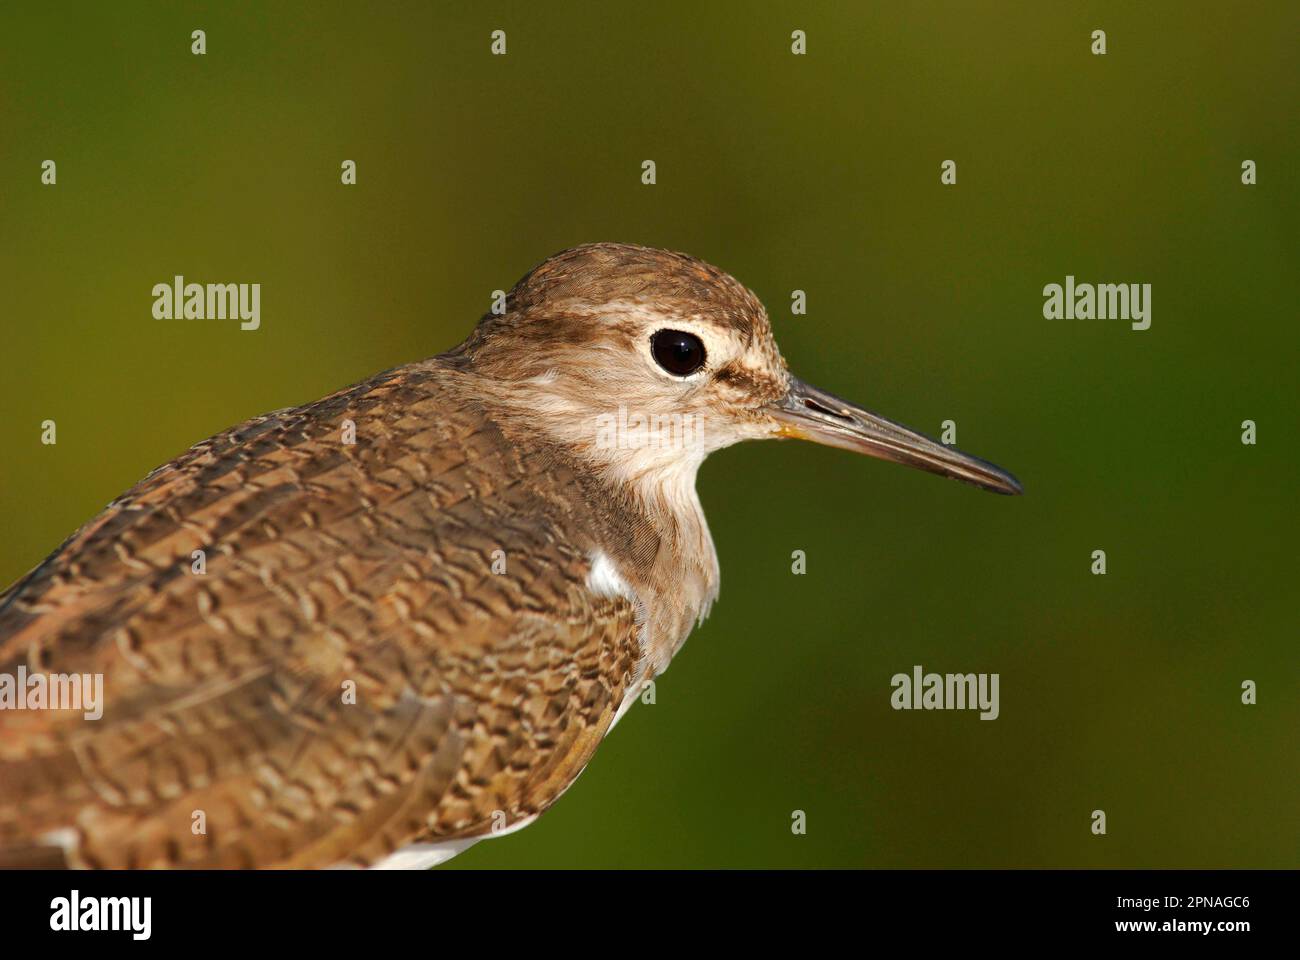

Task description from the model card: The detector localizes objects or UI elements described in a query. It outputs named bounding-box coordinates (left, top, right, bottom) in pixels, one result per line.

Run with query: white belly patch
left=369, top=839, right=479, bottom=870
left=368, top=812, right=541, bottom=870
left=585, top=549, right=636, bottom=601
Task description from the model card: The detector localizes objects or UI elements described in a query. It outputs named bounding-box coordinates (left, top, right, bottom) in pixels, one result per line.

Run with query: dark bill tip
left=771, top=378, right=1023, bottom=496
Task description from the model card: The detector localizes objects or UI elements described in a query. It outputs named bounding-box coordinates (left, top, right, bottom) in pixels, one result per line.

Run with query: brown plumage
left=0, top=242, right=1020, bottom=868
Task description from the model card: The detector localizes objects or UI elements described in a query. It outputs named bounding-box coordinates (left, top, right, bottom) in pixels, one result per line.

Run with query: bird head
left=459, top=242, right=1021, bottom=496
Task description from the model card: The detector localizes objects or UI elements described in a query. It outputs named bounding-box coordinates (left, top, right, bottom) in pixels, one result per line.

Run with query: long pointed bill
left=771, top=377, right=1022, bottom=495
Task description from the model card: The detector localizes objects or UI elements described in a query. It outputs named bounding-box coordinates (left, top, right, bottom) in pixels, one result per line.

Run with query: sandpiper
left=0, top=242, right=1020, bottom=868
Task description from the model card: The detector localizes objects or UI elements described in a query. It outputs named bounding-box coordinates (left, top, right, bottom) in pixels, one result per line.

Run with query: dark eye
left=650, top=329, right=706, bottom=376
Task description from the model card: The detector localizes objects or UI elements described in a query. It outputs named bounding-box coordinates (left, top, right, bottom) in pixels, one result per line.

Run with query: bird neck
left=475, top=373, right=721, bottom=676
left=583, top=449, right=721, bottom=678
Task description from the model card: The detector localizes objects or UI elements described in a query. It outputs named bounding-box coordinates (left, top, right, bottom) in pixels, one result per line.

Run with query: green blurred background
left=1, top=1, right=1295, bottom=867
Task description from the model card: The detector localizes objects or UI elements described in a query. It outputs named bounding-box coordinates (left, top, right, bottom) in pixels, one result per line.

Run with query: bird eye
left=650, top=329, right=706, bottom=377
